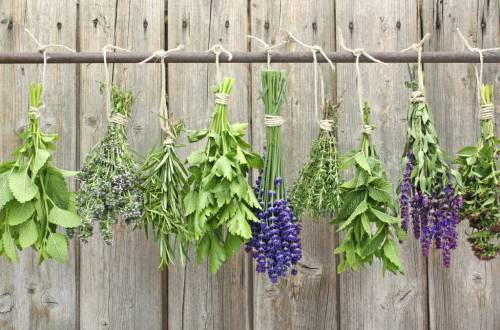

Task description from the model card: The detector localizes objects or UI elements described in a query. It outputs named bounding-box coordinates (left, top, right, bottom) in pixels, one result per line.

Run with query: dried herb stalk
left=0, top=83, right=80, bottom=263
left=185, top=77, right=263, bottom=273
left=289, top=99, right=341, bottom=219
left=333, top=104, right=404, bottom=274
left=457, top=84, right=499, bottom=260
left=141, top=121, right=192, bottom=268
left=77, top=84, right=143, bottom=243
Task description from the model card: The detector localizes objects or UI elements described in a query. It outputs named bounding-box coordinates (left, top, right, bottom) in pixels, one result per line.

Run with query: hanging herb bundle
left=0, top=83, right=81, bottom=263
left=245, top=70, right=303, bottom=283
left=456, top=84, right=499, bottom=260
left=76, top=84, right=143, bottom=243
left=185, top=77, right=262, bottom=273
left=333, top=103, right=404, bottom=274
left=399, top=66, right=463, bottom=267
left=289, top=99, right=342, bottom=219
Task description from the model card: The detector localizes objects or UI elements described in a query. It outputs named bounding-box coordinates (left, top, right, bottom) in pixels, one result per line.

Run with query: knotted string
left=401, top=33, right=431, bottom=103
left=338, top=30, right=386, bottom=134
left=247, top=35, right=288, bottom=70
left=288, top=32, right=336, bottom=131
left=102, top=44, right=131, bottom=124
left=264, top=114, right=284, bottom=127
left=139, top=45, right=185, bottom=144
left=207, top=44, right=233, bottom=84
left=456, top=28, right=499, bottom=121
left=25, top=28, right=76, bottom=113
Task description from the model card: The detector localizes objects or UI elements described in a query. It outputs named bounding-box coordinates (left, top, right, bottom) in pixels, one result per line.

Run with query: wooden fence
left=0, top=1, right=498, bottom=329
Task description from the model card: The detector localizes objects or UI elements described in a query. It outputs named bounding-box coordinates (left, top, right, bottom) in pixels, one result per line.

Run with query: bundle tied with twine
left=287, top=32, right=343, bottom=219
left=139, top=46, right=193, bottom=268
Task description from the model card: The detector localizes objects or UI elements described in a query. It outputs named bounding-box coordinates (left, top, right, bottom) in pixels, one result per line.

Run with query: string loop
left=247, top=35, right=288, bottom=70
left=338, top=30, right=386, bottom=133
left=25, top=28, right=76, bottom=109
left=207, top=44, right=233, bottom=84
left=479, top=103, right=494, bottom=121
left=139, top=45, right=185, bottom=144
left=401, top=33, right=431, bottom=94
left=102, top=45, right=131, bottom=122
left=319, top=119, right=334, bottom=132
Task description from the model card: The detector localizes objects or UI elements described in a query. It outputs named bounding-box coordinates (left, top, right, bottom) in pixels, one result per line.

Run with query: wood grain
left=249, top=1, right=338, bottom=329
left=167, top=1, right=252, bottom=329
left=0, top=1, right=78, bottom=329
left=335, top=1, right=428, bottom=329
left=421, top=0, right=500, bottom=329
left=78, top=1, right=163, bottom=329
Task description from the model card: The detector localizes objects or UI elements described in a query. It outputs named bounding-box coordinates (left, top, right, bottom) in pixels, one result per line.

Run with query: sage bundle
left=0, top=83, right=80, bottom=263
left=399, top=67, right=462, bottom=267
left=245, top=70, right=303, bottom=283
left=289, top=100, right=341, bottom=219
left=185, top=77, right=262, bottom=273
left=77, top=84, right=143, bottom=243
left=457, top=84, right=499, bottom=260
left=333, top=104, right=404, bottom=274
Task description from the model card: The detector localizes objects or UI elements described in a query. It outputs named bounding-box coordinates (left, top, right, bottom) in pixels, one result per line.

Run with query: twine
left=102, top=44, right=131, bottom=122
left=288, top=32, right=336, bottom=130
left=456, top=28, right=500, bottom=103
left=207, top=44, right=233, bottom=84
left=215, top=93, right=229, bottom=105
left=139, top=45, right=185, bottom=144
left=264, top=114, right=284, bottom=127
left=401, top=33, right=431, bottom=95
left=247, top=35, right=288, bottom=70
left=28, top=105, right=44, bottom=118
left=319, top=119, right=334, bottom=132
left=338, top=30, right=386, bottom=132
left=479, top=103, right=494, bottom=121
left=109, top=113, right=129, bottom=126
left=410, top=90, right=426, bottom=104
left=25, top=28, right=76, bottom=110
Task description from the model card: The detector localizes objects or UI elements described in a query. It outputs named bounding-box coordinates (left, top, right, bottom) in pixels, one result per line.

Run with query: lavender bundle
left=289, top=100, right=342, bottom=219
left=245, top=70, right=302, bottom=283
left=399, top=67, right=462, bottom=267
left=77, top=84, right=144, bottom=243
left=457, top=84, right=499, bottom=260
left=333, top=104, right=403, bottom=274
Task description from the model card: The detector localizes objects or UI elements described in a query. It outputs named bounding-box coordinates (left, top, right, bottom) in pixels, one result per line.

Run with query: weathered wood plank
left=78, top=1, right=163, bottom=329
left=422, top=1, right=500, bottom=329
left=335, top=1, right=428, bottom=329
left=0, top=1, right=78, bottom=329
left=249, top=1, right=337, bottom=329
left=167, top=1, right=251, bottom=329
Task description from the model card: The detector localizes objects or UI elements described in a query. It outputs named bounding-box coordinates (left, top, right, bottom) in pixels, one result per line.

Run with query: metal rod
left=0, top=51, right=499, bottom=64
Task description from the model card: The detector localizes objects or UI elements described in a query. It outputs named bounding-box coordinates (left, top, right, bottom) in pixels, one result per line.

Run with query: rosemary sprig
left=289, top=100, right=342, bottom=219
left=457, top=84, right=500, bottom=260
left=141, top=121, right=192, bottom=268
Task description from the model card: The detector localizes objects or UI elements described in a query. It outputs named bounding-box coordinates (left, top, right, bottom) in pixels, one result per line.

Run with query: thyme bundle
left=457, top=84, right=499, bottom=260
left=333, top=104, right=404, bottom=274
left=245, top=70, right=302, bottom=283
left=399, top=67, right=462, bottom=267
left=185, top=77, right=262, bottom=273
left=141, top=121, right=191, bottom=268
left=77, top=84, right=143, bottom=243
left=0, top=83, right=80, bottom=263
left=289, top=99, right=342, bottom=219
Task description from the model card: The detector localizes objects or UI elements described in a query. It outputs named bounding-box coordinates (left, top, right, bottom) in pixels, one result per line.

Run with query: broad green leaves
left=186, top=77, right=263, bottom=273
left=9, top=169, right=38, bottom=203
left=48, top=206, right=81, bottom=228
left=19, top=220, right=38, bottom=248
left=45, top=233, right=68, bottom=263
left=335, top=103, right=403, bottom=275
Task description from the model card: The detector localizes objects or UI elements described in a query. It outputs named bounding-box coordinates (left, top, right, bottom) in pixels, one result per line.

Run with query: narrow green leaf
left=338, top=199, right=368, bottom=231
left=45, top=233, right=68, bottom=263
left=370, top=207, right=400, bottom=224
left=355, top=152, right=371, bottom=174
left=2, top=230, right=18, bottom=262
left=32, top=148, right=51, bottom=178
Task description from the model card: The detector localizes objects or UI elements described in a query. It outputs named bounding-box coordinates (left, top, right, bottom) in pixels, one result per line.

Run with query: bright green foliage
left=185, top=77, right=262, bottom=273
left=0, top=83, right=80, bottom=263
left=332, top=103, right=404, bottom=275
left=289, top=100, right=342, bottom=219
left=141, top=121, right=192, bottom=269
left=457, top=84, right=500, bottom=260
